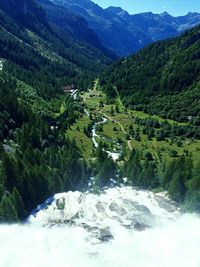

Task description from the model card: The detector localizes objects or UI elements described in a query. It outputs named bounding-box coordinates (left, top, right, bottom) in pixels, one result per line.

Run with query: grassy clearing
left=83, top=93, right=106, bottom=111
left=127, top=109, right=188, bottom=126
left=80, top=85, right=200, bottom=163
left=66, top=115, right=94, bottom=159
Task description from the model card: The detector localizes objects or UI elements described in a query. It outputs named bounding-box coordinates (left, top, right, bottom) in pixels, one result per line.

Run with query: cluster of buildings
left=63, top=84, right=79, bottom=99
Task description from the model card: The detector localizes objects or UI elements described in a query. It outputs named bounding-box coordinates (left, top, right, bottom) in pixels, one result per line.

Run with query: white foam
left=1, top=187, right=200, bottom=267
left=28, top=187, right=180, bottom=228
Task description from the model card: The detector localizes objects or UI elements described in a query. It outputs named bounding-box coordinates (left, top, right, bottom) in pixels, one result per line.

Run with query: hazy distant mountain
left=36, top=0, right=116, bottom=60
left=49, top=0, right=200, bottom=56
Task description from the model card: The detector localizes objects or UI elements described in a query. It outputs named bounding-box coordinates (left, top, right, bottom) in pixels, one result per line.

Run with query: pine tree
left=11, top=187, right=27, bottom=219
left=2, top=152, right=18, bottom=192
left=168, top=170, right=186, bottom=202
left=0, top=183, right=4, bottom=200
left=188, top=165, right=200, bottom=192
left=0, top=142, right=4, bottom=156
left=141, top=160, right=158, bottom=189
left=95, top=143, right=117, bottom=187
left=124, top=149, right=142, bottom=186
left=0, top=195, right=19, bottom=222
left=162, top=160, right=176, bottom=187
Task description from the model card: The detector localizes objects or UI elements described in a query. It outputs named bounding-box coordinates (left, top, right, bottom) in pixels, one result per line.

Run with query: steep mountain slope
left=49, top=0, right=200, bottom=56
left=0, top=0, right=101, bottom=221
left=0, top=0, right=113, bottom=95
left=36, top=0, right=116, bottom=60
left=0, top=0, right=47, bottom=29
left=0, top=0, right=116, bottom=221
left=100, top=25, right=200, bottom=123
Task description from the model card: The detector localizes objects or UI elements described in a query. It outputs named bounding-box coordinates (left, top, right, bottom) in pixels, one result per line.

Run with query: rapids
left=85, top=108, right=121, bottom=161
left=1, top=187, right=200, bottom=267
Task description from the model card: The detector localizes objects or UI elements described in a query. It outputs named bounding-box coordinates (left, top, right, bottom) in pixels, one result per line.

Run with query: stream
left=85, top=109, right=121, bottom=161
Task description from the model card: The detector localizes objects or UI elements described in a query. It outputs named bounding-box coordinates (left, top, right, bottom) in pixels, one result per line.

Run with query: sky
left=92, top=0, right=200, bottom=16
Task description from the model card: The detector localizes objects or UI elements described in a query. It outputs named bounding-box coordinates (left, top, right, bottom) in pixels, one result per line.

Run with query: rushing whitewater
left=1, top=187, right=200, bottom=267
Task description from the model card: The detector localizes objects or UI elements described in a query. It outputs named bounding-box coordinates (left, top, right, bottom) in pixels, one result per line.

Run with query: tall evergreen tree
left=0, top=195, right=18, bottom=222
left=11, top=187, right=27, bottom=219
left=2, top=152, right=19, bottom=192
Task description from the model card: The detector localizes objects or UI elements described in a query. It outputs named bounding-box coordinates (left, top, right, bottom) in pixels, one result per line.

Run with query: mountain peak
left=159, top=11, right=170, bottom=16
left=105, top=6, right=124, bottom=14
left=185, top=11, right=200, bottom=17
left=47, top=0, right=200, bottom=57
left=159, top=11, right=174, bottom=19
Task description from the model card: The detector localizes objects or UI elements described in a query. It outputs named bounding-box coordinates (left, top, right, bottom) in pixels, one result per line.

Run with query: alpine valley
left=0, top=0, right=200, bottom=266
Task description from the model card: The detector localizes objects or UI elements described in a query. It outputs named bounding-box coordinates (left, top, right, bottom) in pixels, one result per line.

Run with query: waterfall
left=1, top=187, right=200, bottom=267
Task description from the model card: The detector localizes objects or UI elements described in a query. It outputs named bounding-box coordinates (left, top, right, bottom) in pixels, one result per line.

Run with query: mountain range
left=0, top=0, right=199, bottom=122
left=48, top=0, right=200, bottom=56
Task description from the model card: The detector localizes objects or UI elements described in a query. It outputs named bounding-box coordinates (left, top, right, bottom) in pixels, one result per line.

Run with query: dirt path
left=83, top=86, right=132, bottom=151
left=101, top=112, right=133, bottom=150
left=101, top=113, right=126, bottom=134
left=128, top=140, right=132, bottom=150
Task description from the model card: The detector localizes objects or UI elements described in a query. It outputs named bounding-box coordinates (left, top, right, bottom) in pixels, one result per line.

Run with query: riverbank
left=66, top=80, right=200, bottom=167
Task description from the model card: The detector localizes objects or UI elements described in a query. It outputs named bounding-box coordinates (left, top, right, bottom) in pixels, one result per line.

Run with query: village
left=63, top=84, right=79, bottom=99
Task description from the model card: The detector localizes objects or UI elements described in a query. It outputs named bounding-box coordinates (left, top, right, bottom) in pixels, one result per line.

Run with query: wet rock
left=155, top=196, right=178, bottom=213
left=123, top=224, right=132, bottom=230
left=134, top=222, right=151, bottom=232
left=123, top=199, right=138, bottom=206
left=48, top=219, right=76, bottom=227
left=79, top=223, right=99, bottom=233
left=134, top=204, right=151, bottom=215
left=96, top=201, right=106, bottom=213
left=109, top=202, right=126, bottom=215
left=98, top=228, right=113, bottom=242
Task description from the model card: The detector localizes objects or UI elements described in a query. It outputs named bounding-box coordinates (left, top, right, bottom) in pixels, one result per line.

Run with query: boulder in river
left=98, top=227, right=113, bottom=242
left=134, top=222, right=151, bottom=231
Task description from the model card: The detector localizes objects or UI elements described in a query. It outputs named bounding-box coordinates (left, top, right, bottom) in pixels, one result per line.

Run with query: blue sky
left=92, top=0, right=200, bottom=16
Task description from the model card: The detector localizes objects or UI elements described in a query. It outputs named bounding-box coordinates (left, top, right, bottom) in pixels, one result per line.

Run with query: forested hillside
left=36, top=0, right=116, bottom=60
left=1, top=0, right=200, bottom=222
left=0, top=0, right=113, bottom=221
left=0, top=0, right=113, bottom=96
left=0, top=74, right=92, bottom=221
left=100, top=25, right=200, bottom=124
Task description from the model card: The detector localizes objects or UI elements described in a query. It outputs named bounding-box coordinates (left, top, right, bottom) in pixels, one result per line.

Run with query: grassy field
left=66, top=81, right=200, bottom=165
left=66, top=115, right=94, bottom=159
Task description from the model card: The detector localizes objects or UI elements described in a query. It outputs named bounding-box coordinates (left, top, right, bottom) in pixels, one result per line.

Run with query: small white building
left=63, top=85, right=79, bottom=99
left=0, top=59, right=3, bottom=71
